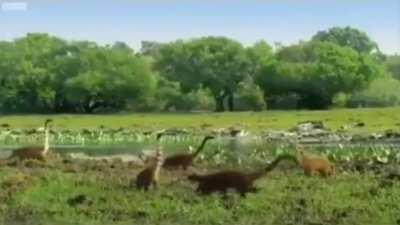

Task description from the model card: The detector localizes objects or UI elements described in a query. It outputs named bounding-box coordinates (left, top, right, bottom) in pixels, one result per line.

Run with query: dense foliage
left=347, top=76, right=400, bottom=108
left=257, top=41, right=383, bottom=109
left=0, top=27, right=397, bottom=113
left=0, top=34, right=155, bottom=113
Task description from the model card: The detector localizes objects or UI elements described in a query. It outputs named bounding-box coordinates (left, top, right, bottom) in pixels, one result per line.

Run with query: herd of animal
left=2, top=119, right=336, bottom=197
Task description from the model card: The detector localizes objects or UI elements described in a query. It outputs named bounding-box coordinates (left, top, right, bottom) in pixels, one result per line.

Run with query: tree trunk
left=227, top=90, right=234, bottom=112
left=299, top=94, right=331, bottom=110
left=215, top=96, right=225, bottom=112
left=83, top=104, right=94, bottom=113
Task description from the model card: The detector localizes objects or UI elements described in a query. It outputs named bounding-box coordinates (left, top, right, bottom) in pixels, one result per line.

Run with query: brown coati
left=135, top=132, right=165, bottom=191
left=9, top=119, right=53, bottom=161
left=163, top=135, right=214, bottom=170
left=296, top=145, right=335, bottom=177
left=136, top=146, right=164, bottom=191
left=187, top=154, right=297, bottom=196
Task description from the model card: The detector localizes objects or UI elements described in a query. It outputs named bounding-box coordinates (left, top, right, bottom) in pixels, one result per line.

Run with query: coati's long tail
left=192, top=136, right=215, bottom=158
left=187, top=174, right=205, bottom=182
left=248, top=154, right=298, bottom=181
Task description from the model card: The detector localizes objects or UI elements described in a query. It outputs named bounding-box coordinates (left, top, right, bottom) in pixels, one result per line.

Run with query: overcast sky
left=0, top=0, right=399, bottom=54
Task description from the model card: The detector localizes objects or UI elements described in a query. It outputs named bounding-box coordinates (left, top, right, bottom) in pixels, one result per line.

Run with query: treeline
left=0, top=26, right=399, bottom=113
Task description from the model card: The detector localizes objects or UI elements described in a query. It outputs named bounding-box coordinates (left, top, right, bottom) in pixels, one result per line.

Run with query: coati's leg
left=137, top=180, right=149, bottom=191
left=143, top=180, right=151, bottom=191
left=320, top=167, right=334, bottom=177
left=220, top=187, right=228, bottom=196
left=238, top=185, right=254, bottom=197
left=304, top=169, right=312, bottom=176
left=152, top=180, right=159, bottom=190
left=319, top=169, right=328, bottom=177
left=196, top=183, right=206, bottom=193
left=247, top=186, right=259, bottom=194
left=183, top=161, right=192, bottom=171
left=40, top=157, right=47, bottom=163
left=239, top=190, right=247, bottom=197
left=37, top=154, right=46, bottom=162
left=183, top=159, right=194, bottom=171
left=197, top=183, right=212, bottom=195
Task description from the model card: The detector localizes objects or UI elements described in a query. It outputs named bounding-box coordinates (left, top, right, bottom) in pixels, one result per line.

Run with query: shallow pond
left=0, top=134, right=399, bottom=167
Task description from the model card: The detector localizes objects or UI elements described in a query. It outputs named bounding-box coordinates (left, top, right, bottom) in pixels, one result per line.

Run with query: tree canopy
left=0, top=27, right=395, bottom=113
left=0, top=33, right=155, bottom=113
left=311, top=26, right=379, bottom=54
left=257, top=41, right=384, bottom=109
left=155, top=36, right=252, bottom=111
left=385, top=55, right=400, bottom=80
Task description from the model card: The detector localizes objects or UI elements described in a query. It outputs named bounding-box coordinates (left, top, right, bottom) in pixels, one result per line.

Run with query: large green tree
left=0, top=34, right=156, bottom=113
left=257, top=41, right=384, bottom=109
left=64, top=43, right=155, bottom=113
left=0, top=30, right=390, bottom=113
left=311, top=26, right=379, bottom=54
left=155, top=37, right=251, bottom=111
left=385, top=55, right=400, bottom=80
left=0, top=33, right=67, bottom=112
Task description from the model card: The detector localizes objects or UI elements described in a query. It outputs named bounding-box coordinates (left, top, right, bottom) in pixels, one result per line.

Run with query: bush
left=332, top=92, right=350, bottom=108
left=174, top=88, right=215, bottom=111
left=266, top=93, right=301, bottom=109
left=136, top=75, right=215, bottom=112
left=385, top=55, right=400, bottom=80
left=132, top=75, right=181, bottom=111
left=151, top=87, right=214, bottom=112
left=347, top=77, right=400, bottom=107
left=234, top=78, right=266, bottom=111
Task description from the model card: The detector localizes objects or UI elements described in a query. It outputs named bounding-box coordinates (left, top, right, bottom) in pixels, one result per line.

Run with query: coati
left=296, top=145, right=335, bottom=177
left=163, top=135, right=214, bottom=170
left=187, top=154, right=297, bottom=196
left=9, top=119, right=53, bottom=161
left=135, top=132, right=164, bottom=191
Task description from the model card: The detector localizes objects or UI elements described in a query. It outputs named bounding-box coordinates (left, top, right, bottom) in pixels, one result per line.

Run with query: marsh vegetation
left=0, top=110, right=400, bottom=225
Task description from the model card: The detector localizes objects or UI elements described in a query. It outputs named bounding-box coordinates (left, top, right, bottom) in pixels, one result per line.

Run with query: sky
left=0, top=0, right=399, bottom=54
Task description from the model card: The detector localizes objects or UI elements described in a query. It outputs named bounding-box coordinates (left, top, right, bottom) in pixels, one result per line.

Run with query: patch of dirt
left=67, top=194, right=92, bottom=207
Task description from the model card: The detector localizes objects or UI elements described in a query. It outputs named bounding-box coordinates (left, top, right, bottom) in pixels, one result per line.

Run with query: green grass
left=1, top=108, right=400, bottom=224
left=1, top=107, right=400, bottom=133
left=0, top=165, right=399, bottom=225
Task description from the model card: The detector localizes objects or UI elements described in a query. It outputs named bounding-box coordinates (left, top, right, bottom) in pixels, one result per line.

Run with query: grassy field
left=0, top=107, right=400, bottom=133
left=0, top=160, right=399, bottom=225
left=1, top=108, right=400, bottom=225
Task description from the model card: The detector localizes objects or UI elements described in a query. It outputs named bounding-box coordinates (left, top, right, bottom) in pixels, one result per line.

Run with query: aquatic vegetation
left=1, top=126, right=400, bottom=167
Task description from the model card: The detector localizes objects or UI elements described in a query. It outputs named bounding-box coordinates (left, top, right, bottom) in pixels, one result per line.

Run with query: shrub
left=234, top=78, right=266, bottom=111
left=266, top=93, right=301, bottom=109
left=181, top=88, right=215, bottom=111
left=136, top=76, right=215, bottom=112
left=347, top=77, right=400, bottom=107
left=332, top=92, right=350, bottom=108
